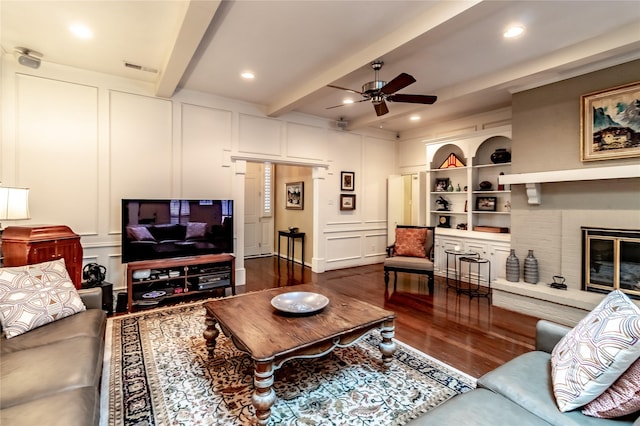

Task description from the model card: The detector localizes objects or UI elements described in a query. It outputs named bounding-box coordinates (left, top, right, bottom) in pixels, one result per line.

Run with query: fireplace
left=582, top=227, right=640, bottom=298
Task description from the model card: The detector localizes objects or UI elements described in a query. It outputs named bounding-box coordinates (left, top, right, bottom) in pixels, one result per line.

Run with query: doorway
left=387, top=173, right=426, bottom=244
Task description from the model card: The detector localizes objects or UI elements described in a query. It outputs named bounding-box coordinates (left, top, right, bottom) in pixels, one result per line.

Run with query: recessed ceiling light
left=343, top=98, right=354, bottom=105
left=69, top=23, right=93, bottom=39
left=410, top=115, right=421, bottom=121
left=503, top=25, right=525, bottom=39
left=241, top=71, right=255, bottom=79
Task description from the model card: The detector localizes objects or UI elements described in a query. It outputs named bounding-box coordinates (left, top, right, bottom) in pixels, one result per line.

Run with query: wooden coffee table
left=203, top=283, right=396, bottom=425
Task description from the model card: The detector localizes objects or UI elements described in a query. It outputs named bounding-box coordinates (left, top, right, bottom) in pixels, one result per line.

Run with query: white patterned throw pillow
left=0, top=258, right=86, bottom=338
left=551, top=290, right=640, bottom=412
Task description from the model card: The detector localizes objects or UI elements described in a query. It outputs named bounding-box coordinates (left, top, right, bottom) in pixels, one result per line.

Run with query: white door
left=387, top=175, right=404, bottom=246
left=244, top=163, right=274, bottom=257
left=244, top=165, right=261, bottom=257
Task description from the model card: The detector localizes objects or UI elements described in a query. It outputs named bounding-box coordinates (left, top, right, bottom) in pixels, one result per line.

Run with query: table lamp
left=0, top=186, right=30, bottom=232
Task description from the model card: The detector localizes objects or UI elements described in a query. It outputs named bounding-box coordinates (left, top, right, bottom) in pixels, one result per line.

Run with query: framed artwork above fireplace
left=580, top=81, right=640, bottom=162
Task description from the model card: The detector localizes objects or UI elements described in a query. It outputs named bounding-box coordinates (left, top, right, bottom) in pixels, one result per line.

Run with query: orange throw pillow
left=394, top=228, right=427, bottom=258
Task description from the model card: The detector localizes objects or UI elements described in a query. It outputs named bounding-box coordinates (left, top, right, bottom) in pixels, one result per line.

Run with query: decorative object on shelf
left=504, top=200, right=511, bottom=212
left=285, top=181, right=304, bottom=210
left=473, top=226, right=509, bottom=233
left=464, top=200, right=468, bottom=212
left=435, top=196, right=450, bottom=211
left=479, top=181, right=493, bottom=190
left=435, top=178, right=449, bottom=192
left=506, top=249, right=519, bottom=282
left=340, top=171, right=355, bottom=191
left=288, top=226, right=299, bottom=233
left=438, top=215, right=451, bottom=228
left=447, top=182, right=454, bottom=192
left=580, top=81, right=640, bottom=162
left=550, top=275, right=567, bottom=290
left=475, top=196, right=497, bottom=211
left=490, top=148, right=511, bottom=164
left=439, top=153, right=465, bottom=169
left=456, top=183, right=461, bottom=192
left=456, top=223, right=467, bottom=230
left=340, top=194, right=356, bottom=211
left=498, top=172, right=505, bottom=190
left=523, top=250, right=539, bottom=284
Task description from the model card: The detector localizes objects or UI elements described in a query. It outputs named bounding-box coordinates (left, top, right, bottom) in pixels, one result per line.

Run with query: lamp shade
left=0, top=187, right=30, bottom=221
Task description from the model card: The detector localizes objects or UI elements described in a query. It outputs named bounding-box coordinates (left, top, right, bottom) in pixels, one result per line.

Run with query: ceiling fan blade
left=374, top=101, right=389, bottom=116
left=327, top=84, right=365, bottom=95
left=380, top=73, right=416, bottom=95
left=387, top=94, right=437, bottom=104
left=325, top=99, right=368, bottom=110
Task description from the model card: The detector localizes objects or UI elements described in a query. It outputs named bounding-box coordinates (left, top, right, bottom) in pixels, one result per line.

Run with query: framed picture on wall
left=340, top=194, right=356, bottom=211
left=581, top=81, right=640, bottom=161
left=341, top=171, right=355, bottom=191
left=285, top=182, right=304, bottom=210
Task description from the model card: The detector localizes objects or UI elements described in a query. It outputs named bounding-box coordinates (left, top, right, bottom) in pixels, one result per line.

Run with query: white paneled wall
left=1, top=56, right=397, bottom=292
left=180, top=103, right=233, bottom=198
left=16, top=74, right=99, bottom=235
left=109, top=91, right=173, bottom=231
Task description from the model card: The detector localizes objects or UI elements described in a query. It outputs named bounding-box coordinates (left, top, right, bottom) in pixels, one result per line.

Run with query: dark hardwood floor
left=243, top=256, right=540, bottom=378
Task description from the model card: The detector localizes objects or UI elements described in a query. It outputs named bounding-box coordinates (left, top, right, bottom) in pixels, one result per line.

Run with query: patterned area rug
left=101, top=301, right=475, bottom=426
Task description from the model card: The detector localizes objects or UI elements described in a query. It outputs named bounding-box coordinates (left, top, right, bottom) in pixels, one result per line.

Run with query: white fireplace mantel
left=499, top=164, right=639, bottom=205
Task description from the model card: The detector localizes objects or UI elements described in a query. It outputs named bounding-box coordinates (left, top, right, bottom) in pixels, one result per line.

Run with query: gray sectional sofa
left=412, top=320, right=639, bottom=426
left=0, top=287, right=107, bottom=426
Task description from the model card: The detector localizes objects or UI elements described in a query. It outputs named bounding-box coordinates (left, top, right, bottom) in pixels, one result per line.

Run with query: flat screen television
left=121, top=199, right=233, bottom=264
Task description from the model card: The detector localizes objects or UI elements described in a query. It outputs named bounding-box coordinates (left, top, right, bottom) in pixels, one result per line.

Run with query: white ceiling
left=2, top=0, right=640, bottom=134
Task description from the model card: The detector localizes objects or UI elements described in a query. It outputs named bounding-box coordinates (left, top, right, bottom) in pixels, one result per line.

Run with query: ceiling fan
left=327, top=61, right=437, bottom=116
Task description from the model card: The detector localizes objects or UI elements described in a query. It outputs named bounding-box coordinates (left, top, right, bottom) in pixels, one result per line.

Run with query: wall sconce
left=0, top=187, right=31, bottom=231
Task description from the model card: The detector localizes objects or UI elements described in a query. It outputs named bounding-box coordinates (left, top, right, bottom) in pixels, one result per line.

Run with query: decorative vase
left=506, top=249, right=519, bottom=282
left=490, top=148, right=511, bottom=164
left=447, top=182, right=454, bottom=192
left=479, top=181, right=493, bottom=190
left=523, top=250, right=539, bottom=284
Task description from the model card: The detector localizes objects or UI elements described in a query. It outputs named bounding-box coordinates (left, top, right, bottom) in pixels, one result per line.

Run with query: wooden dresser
left=1, top=225, right=83, bottom=288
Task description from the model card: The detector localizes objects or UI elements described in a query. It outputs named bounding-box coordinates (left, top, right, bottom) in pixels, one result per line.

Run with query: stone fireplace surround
left=492, top=209, right=640, bottom=326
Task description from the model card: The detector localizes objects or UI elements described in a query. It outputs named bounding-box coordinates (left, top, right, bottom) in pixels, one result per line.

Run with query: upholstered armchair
left=384, top=225, right=435, bottom=294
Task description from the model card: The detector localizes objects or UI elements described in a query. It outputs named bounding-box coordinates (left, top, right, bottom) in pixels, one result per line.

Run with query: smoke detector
left=14, top=47, right=42, bottom=69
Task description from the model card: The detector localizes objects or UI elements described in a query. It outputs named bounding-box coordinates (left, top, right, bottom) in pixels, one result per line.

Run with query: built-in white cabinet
left=427, top=126, right=513, bottom=286
left=433, top=235, right=510, bottom=285
left=426, top=126, right=512, bottom=235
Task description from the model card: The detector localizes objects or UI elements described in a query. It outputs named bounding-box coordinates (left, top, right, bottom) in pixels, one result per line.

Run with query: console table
left=277, top=230, right=305, bottom=270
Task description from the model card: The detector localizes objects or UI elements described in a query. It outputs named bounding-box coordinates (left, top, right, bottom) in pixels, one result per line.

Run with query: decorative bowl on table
left=288, top=226, right=299, bottom=233
left=271, top=292, right=329, bottom=314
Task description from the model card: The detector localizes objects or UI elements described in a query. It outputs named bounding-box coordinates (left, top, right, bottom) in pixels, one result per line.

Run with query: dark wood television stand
left=126, top=253, right=235, bottom=313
